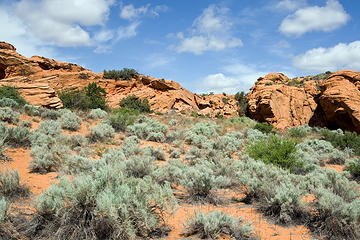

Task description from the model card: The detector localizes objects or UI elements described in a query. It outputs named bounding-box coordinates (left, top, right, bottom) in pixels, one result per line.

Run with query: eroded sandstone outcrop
left=319, top=70, right=360, bottom=133
left=0, top=41, right=239, bottom=115
left=247, top=73, right=318, bottom=129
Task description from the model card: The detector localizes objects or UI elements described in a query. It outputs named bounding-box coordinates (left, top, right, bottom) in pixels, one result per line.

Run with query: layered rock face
left=247, top=73, right=318, bottom=129
left=318, top=70, right=360, bottom=133
left=248, top=71, right=360, bottom=133
left=0, top=41, right=239, bottom=115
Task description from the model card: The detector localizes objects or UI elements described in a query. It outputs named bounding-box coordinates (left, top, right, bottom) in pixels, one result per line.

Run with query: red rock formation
left=0, top=41, right=239, bottom=116
left=247, top=73, right=318, bottom=129
left=319, top=70, right=360, bottom=133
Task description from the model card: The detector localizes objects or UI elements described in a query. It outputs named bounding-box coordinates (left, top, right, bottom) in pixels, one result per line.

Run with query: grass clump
left=110, top=107, right=139, bottom=131
left=0, top=169, right=29, bottom=199
left=0, top=107, right=19, bottom=123
left=88, top=108, right=108, bottom=119
left=120, top=95, right=151, bottom=113
left=40, top=108, right=61, bottom=120
left=253, top=122, right=274, bottom=134
left=103, top=68, right=138, bottom=80
left=246, top=135, right=300, bottom=172
left=58, top=109, right=82, bottom=131
left=0, top=86, right=27, bottom=106
left=27, top=163, right=174, bottom=240
left=127, top=116, right=168, bottom=142
left=58, top=82, right=108, bottom=110
left=184, top=211, right=255, bottom=240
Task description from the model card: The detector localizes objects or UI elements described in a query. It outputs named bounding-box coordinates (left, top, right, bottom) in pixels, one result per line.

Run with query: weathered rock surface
left=0, top=41, right=239, bottom=115
left=247, top=73, right=318, bottom=129
left=319, top=70, right=360, bottom=133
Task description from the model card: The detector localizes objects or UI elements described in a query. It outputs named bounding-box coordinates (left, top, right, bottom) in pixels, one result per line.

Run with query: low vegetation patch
left=0, top=86, right=27, bottom=106
left=321, top=129, right=360, bottom=155
left=119, top=95, right=151, bottom=113
left=110, top=107, right=139, bottom=131
left=58, top=82, right=108, bottom=110
left=0, top=169, right=29, bottom=199
left=184, top=211, right=255, bottom=240
left=253, top=122, right=274, bottom=134
left=103, top=68, right=138, bottom=80
left=246, top=135, right=300, bottom=172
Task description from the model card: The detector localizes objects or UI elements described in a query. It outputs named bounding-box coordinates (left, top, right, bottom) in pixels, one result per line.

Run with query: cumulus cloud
left=0, top=6, right=55, bottom=58
left=120, top=4, right=149, bottom=20
left=176, top=5, right=243, bottom=55
left=117, top=22, right=140, bottom=40
left=15, top=0, right=115, bottom=47
left=200, top=63, right=268, bottom=93
left=276, top=0, right=307, bottom=11
left=279, top=0, right=349, bottom=36
left=293, top=41, right=360, bottom=72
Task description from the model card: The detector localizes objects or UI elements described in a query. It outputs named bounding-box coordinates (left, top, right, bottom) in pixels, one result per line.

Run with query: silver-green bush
left=0, top=169, right=29, bottom=198
left=88, top=123, right=115, bottom=142
left=0, top=107, right=19, bottom=123
left=88, top=108, right=108, bottom=119
left=127, top=116, right=168, bottom=142
left=0, top=98, right=18, bottom=108
left=59, top=110, right=82, bottom=131
left=184, top=211, right=255, bottom=240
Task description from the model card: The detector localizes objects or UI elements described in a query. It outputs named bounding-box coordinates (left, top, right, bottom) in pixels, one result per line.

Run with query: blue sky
left=1, top=0, right=359, bottom=93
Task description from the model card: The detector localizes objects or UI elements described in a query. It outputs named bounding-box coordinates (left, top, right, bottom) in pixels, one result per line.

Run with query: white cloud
left=276, top=0, right=307, bottom=11
left=94, top=29, right=114, bottom=43
left=176, top=5, right=243, bottom=55
left=293, top=41, right=360, bottom=72
left=15, top=0, right=115, bottom=47
left=200, top=63, right=268, bottom=93
left=120, top=4, right=149, bottom=20
left=279, top=0, right=349, bottom=36
left=144, top=54, right=175, bottom=69
left=0, top=6, right=55, bottom=58
left=117, top=22, right=140, bottom=40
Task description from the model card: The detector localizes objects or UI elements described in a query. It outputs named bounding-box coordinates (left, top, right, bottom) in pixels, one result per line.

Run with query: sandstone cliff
left=0, top=41, right=238, bottom=116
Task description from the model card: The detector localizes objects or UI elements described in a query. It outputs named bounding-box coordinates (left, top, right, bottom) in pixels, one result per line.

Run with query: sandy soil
left=1, top=148, right=57, bottom=195
left=165, top=203, right=312, bottom=240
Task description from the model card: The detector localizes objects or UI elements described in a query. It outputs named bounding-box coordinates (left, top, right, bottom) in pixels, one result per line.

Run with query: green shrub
left=59, top=110, right=82, bottom=131
left=0, top=86, right=27, bottom=106
left=0, top=169, right=29, bottom=199
left=123, top=155, right=156, bottom=178
left=88, top=123, right=115, bottom=142
left=0, top=197, right=9, bottom=222
left=0, top=98, right=18, bottom=108
left=0, top=107, right=19, bottom=123
left=127, top=116, right=168, bottom=142
left=140, top=145, right=166, bottom=161
left=67, top=134, right=88, bottom=148
left=103, top=68, right=138, bottom=80
left=288, top=125, right=312, bottom=138
left=24, top=104, right=40, bottom=116
left=121, top=136, right=141, bottom=157
left=63, top=155, right=93, bottom=175
left=169, top=148, right=181, bottom=159
left=345, top=158, right=360, bottom=180
left=234, top=91, right=248, bottom=116
left=88, top=108, right=108, bottom=119
left=29, top=163, right=174, bottom=239
left=29, top=144, right=71, bottom=173
left=58, top=82, right=107, bottom=110
left=321, top=129, right=360, bottom=155
left=34, top=120, right=61, bottom=137
left=109, top=107, right=139, bottom=131
left=182, top=162, right=228, bottom=203
left=224, top=117, right=257, bottom=129
left=246, top=135, right=300, bottom=171
left=184, top=211, right=254, bottom=240
left=253, top=122, right=274, bottom=134
left=185, top=121, right=218, bottom=148
left=40, top=109, right=61, bottom=120
left=6, top=126, right=31, bottom=147
left=119, top=95, right=151, bottom=113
